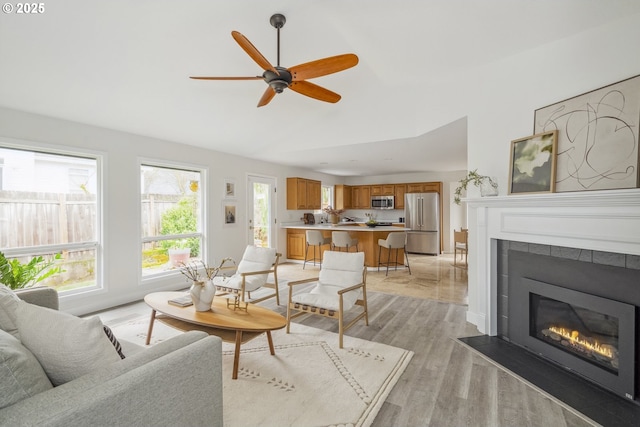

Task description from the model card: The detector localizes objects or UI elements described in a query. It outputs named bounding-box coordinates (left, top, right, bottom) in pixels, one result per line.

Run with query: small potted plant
left=323, top=206, right=345, bottom=224
left=0, top=251, right=64, bottom=290
left=454, top=170, right=498, bottom=204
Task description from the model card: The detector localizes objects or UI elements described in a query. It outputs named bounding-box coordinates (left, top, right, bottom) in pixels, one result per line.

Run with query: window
left=0, top=145, right=100, bottom=294
left=321, top=185, right=333, bottom=210
left=140, top=163, right=205, bottom=278
left=0, top=158, right=4, bottom=190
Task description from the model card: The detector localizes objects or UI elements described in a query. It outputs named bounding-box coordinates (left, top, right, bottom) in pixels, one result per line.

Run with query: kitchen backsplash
left=315, top=209, right=404, bottom=224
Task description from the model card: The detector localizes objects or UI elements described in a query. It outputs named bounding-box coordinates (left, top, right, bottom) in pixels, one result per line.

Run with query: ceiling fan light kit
left=190, top=13, right=358, bottom=107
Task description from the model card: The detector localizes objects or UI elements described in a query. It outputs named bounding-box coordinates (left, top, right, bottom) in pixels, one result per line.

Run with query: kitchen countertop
left=281, top=223, right=409, bottom=231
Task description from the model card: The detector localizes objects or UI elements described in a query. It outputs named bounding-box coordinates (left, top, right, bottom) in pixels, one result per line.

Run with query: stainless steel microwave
left=371, top=195, right=394, bottom=209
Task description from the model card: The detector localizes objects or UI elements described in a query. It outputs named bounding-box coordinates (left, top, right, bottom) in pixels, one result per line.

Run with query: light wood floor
left=96, top=254, right=596, bottom=427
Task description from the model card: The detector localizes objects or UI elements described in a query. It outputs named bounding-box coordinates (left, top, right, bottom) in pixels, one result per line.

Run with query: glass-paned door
left=247, top=175, right=276, bottom=248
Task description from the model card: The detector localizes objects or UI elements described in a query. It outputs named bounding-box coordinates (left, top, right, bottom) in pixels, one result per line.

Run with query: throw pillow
left=0, top=284, right=20, bottom=338
left=103, top=325, right=125, bottom=359
left=0, top=329, right=53, bottom=409
left=16, top=301, right=122, bottom=386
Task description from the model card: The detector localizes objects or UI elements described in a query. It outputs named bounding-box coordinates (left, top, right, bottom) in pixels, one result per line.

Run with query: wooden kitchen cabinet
left=335, top=184, right=351, bottom=209
left=406, top=182, right=442, bottom=194
left=371, top=184, right=394, bottom=196
left=351, top=185, right=371, bottom=209
left=394, top=184, right=406, bottom=209
left=286, top=230, right=306, bottom=259
left=287, top=177, right=321, bottom=210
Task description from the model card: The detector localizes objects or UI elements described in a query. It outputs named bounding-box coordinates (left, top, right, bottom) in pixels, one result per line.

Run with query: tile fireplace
left=505, top=251, right=637, bottom=400
left=465, top=188, right=640, bottom=403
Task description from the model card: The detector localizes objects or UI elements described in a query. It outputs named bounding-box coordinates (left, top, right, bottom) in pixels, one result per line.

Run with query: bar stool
left=303, top=230, right=330, bottom=269
left=377, top=232, right=411, bottom=276
left=331, top=231, right=359, bottom=252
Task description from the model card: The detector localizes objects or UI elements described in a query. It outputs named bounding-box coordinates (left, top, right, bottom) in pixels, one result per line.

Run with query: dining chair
left=454, top=229, right=468, bottom=268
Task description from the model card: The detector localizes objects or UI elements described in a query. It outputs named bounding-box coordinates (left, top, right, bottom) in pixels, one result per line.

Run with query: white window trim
left=138, top=157, right=208, bottom=285
left=0, top=137, right=105, bottom=297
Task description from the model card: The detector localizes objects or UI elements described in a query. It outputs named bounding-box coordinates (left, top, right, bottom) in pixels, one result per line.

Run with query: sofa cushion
left=16, top=301, right=122, bottom=386
left=0, top=329, right=53, bottom=409
left=0, top=284, right=20, bottom=338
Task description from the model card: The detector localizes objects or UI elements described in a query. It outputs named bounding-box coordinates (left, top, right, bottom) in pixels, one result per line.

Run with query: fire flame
left=548, top=326, right=613, bottom=359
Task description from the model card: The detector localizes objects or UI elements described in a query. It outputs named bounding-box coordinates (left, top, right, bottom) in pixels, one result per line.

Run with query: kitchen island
left=283, top=223, right=408, bottom=268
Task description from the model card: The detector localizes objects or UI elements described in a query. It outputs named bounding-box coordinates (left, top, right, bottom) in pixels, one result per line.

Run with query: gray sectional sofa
left=0, top=287, right=223, bottom=427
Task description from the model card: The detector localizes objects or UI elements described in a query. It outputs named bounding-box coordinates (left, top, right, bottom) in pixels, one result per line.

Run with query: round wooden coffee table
left=144, top=291, right=286, bottom=379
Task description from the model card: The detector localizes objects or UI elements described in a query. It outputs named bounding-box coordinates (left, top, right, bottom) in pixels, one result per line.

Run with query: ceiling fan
left=190, top=13, right=359, bottom=107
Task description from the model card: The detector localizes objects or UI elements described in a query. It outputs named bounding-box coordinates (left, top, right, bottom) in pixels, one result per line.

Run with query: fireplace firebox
left=512, top=277, right=636, bottom=400
left=530, top=293, right=620, bottom=374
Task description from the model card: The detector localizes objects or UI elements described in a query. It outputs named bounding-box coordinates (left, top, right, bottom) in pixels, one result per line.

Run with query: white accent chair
left=303, top=230, right=330, bottom=269
left=212, top=245, right=281, bottom=306
left=286, top=251, right=368, bottom=348
left=377, top=232, right=411, bottom=276
left=331, top=231, right=359, bottom=252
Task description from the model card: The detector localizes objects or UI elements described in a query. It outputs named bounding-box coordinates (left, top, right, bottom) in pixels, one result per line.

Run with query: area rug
left=111, top=317, right=413, bottom=427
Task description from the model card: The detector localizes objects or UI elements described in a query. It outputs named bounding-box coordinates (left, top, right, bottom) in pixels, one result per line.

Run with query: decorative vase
left=480, top=178, right=498, bottom=197
left=329, top=214, right=339, bottom=224
left=190, top=280, right=215, bottom=311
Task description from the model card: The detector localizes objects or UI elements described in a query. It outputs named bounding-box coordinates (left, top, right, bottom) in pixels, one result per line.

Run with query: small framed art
left=223, top=203, right=236, bottom=226
left=509, top=130, right=558, bottom=195
left=224, top=179, right=235, bottom=199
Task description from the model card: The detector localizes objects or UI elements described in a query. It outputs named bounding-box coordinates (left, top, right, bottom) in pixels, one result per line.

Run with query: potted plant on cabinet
left=454, top=169, right=498, bottom=204
left=0, top=251, right=64, bottom=290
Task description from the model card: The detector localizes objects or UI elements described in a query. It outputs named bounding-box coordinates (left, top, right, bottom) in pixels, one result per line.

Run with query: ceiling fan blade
left=289, top=81, right=341, bottom=103
left=257, top=87, right=276, bottom=107
left=189, top=76, right=263, bottom=80
left=231, top=31, right=279, bottom=75
left=289, top=54, right=358, bottom=81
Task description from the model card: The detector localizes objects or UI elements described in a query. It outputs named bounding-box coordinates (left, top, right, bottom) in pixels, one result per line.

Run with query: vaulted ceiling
left=1, top=1, right=638, bottom=176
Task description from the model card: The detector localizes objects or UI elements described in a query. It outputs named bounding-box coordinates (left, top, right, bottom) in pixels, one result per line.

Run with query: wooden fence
left=0, top=191, right=184, bottom=249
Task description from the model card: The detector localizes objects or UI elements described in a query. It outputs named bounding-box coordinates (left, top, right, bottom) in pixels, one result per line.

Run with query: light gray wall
left=0, top=107, right=338, bottom=315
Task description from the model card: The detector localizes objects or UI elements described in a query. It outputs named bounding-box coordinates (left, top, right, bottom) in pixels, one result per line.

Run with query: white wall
left=466, top=13, right=640, bottom=191
left=461, top=13, right=640, bottom=334
left=0, top=107, right=337, bottom=315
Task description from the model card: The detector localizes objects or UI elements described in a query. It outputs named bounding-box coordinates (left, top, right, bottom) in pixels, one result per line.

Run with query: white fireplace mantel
left=464, top=188, right=640, bottom=336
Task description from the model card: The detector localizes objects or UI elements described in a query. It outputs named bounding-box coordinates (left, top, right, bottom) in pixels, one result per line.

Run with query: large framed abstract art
left=534, top=75, right=640, bottom=192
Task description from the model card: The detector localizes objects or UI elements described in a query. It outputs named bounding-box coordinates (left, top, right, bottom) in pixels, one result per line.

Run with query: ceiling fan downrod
left=270, top=13, right=286, bottom=67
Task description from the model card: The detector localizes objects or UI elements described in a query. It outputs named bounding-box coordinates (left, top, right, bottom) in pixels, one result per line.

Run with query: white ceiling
left=1, top=1, right=638, bottom=176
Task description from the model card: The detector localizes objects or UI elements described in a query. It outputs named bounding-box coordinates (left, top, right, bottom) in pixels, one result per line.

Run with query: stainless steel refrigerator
left=404, top=193, right=440, bottom=255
